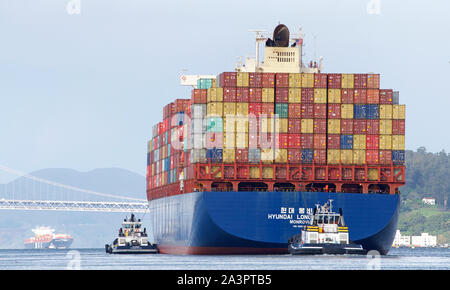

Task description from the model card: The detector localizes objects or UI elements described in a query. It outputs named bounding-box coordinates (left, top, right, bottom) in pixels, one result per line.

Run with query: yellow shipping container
left=328, top=119, right=340, bottom=134
left=207, top=87, right=223, bottom=102
left=236, top=103, right=249, bottom=116
left=249, top=167, right=261, bottom=179
left=379, top=135, right=392, bottom=150
left=210, top=166, right=222, bottom=178
left=274, top=118, right=288, bottom=133
left=353, top=135, right=366, bottom=150
left=288, top=88, right=301, bottom=103
left=235, top=118, right=249, bottom=133
left=328, top=89, right=341, bottom=103
left=341, top=150, right=353, bottom=165
left=341, top=74, right=354, bottom=89
left=236, top=132, right=248, bottom=148
left=223, top=102, right=236, bottom=115
left=289, top=73, right=302, bottom=87
left=262, top=88, right=275, bottom=103
left=392, top=135, right=405, bottom=150
left=207, top=102, right=223, bottom=116
left=393, top=105, right=406, bottom=119
left=262, top=167, right=274, bottom=179
left=261, top=149, right=274, bottom=164
left=353, top=150, right=366, bottom=165
left=368, top=168, right=379, bottom=181
left=211, top=79, right=216, bottom=88
left=380, top=105, right=393, bottom=119
left=302, top=73, right=314, bottom=88
left=380, top=119, right=392, bottom=135
left=223, top=117, right=236, bottom=132
left=341, top=104, right=354, bottom=119
left=223, top=149, right=235, bottom=163
left=275, top=149, right=288, bottom=163
left=261, top=118, right=274, bottom=133
left=301, top=119, right=314, bottom=134
left=314, top=89, right=327, bottom=103
left=223, top=132, right=236, bottom=148
left=327, top=149, right=341, bottom=165
left=236, top=72, right=249, bottom=87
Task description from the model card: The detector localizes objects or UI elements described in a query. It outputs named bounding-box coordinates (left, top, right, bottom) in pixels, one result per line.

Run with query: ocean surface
left=0, top=247, right=448, bottom=270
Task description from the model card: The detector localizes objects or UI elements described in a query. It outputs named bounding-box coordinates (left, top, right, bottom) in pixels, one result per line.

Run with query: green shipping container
left=275, top=103, right=289, bottom=118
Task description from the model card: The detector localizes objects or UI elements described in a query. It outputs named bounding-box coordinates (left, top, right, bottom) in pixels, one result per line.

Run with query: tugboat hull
left=105, top=244, right=158, bottom=254
left=288, top=243, right=366, bottom=255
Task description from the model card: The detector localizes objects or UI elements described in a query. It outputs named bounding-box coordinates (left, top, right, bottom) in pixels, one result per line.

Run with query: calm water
left=0, top=248, right=449, bottom=270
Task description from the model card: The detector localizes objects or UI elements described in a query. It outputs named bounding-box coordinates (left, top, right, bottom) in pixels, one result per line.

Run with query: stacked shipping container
left=147, top=73, right=405, bottom=189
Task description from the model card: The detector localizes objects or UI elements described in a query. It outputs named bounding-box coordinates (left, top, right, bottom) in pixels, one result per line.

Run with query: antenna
left=248, top=29, right=268, bottom=69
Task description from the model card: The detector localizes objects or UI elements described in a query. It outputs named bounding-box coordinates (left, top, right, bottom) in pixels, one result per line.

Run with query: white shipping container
left=191, top=149, right=207, bottom=163
left=191, top=104, right=207, bottom=119
left=191, top=118, right=206, bottom=134
left=191, top=133, right=206, bottom=149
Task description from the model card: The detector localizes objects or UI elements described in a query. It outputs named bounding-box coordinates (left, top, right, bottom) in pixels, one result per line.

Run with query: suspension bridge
left=0, top=165, right=149, bottom=213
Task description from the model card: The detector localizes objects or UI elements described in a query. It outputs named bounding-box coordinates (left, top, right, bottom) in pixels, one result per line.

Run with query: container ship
left=24, top=227, right=73, bottom=249
left=146, top=25, right=405, bottom=255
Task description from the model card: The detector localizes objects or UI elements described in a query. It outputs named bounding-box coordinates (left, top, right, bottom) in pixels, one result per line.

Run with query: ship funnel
left=266, top=24, right=290, bottom=47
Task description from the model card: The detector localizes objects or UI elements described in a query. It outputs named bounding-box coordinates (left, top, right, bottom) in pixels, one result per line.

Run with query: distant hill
left=0, top=168, right=147, bottom=249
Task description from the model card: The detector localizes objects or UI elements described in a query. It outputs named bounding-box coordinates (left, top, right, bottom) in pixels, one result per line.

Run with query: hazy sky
left=0, top=0, right=449, bottom=182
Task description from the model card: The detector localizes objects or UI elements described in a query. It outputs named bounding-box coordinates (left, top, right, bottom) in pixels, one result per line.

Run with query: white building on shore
left=393, top=230, right=437, bottom=248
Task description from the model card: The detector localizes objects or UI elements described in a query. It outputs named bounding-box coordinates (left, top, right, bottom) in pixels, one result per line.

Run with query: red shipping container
left=301, top=134, right=314, bottom=149
left=367, top=74, right=380, bottom=89
left=328, top=73, right=342, bottom=89
left=191, top=89, right=207, bottom=104
left=288, top=149, right=301, bottom=163
left=206, top=132, right=223, bottom=149
left=279, top=133, right=289, bottom=149
left=163, top=118, right=169, bottom=133
left=301, top=88, right=314, bottom=103
left=235, top=148, right=249, bottom=163
left=314, top=104, right=327, bottom=119
left=262, top=73, right=275, bottom=88
left=275, top=88, right=289, bottom=103
left=341, top=89, right=354, bottom=104
left=353, top=120, right=367, bottom=134
left=314, top=74, right=327, bottom=88
left=289, top=104, right=302, bottom=118
left=276, top=73, right=289, bottom=88
left=366, top=120, right=379, bottom=135
left=288, top=134, right=301, bottom=148
left=158, top=122, right=163, bottom=135
left=301, top=104, right=314, bottom=118
left=249, top=132, right=259, bottom=148
left=313, top=119, right=327, bottom=134
left=315, top=168, right=326, bottom=179
left=379, top=89, right=393, bottom=104
left=366, top=150, right=379, bottom=165
left=328, top=104, right=341, bottom=119
left=249, top=72, right=263, bottom=87
left=219, top=72, right=237, bottom=87
left=313, top=134, right=326, bottom=150
left=341, top=119, right=354, bottom=134
left=366, top=135, right=379, bottom=150
left=313, top=149, right=327, bottom=165
left=288, top=119, right=301, bottom=134
left=328, top=168, right=340, bottom=180
left=367, top=89, right=380, bottom=104
left=237, top=167, right=249, bottom=179
left=354, top=89, right=367, bottom=104
left=249, top=103, right=262, bottom=117
left=379, top=150, right=392, bottom=165
left=174, top=99, right=191, bottom=113
left=327, top=134, right=340, bottom=149
left=392, top=120, right=405, bottom=135
left=163, top=103, right=174, bottom=119
left=249, top=87, right=262, bottom=103
left=236, top=87, right=249, bottom=102
left=354, top=74, right=368, bottom=89
left=223, top=88, right=237, bottom=102
left=261, top=103, right=274, bottom=116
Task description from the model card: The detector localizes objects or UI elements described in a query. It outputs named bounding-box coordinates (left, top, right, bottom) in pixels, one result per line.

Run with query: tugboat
left=105, top=214, right=158, bottom=254
left=288, top=200, right=366, bottom=255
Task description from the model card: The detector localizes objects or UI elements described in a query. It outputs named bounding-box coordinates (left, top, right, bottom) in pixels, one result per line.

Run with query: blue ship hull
left=148, top=191, right=400, bottom=255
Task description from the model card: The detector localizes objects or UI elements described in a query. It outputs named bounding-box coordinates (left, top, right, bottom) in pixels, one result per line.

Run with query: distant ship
left=24, top=226, right=73, bottom=249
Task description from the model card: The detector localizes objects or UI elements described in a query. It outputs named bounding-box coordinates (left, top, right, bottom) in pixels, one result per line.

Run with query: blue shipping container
left=340, top=135, right=354, bottom=150
left=367, top=104, right=380, bottom=119
left=354, top=105, right=367, bottom=119
left=392, top=150, right=405, bottom=164
left=207, top=149, right=223, bottom=163
left=301, top=149, right=314, bottom=162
